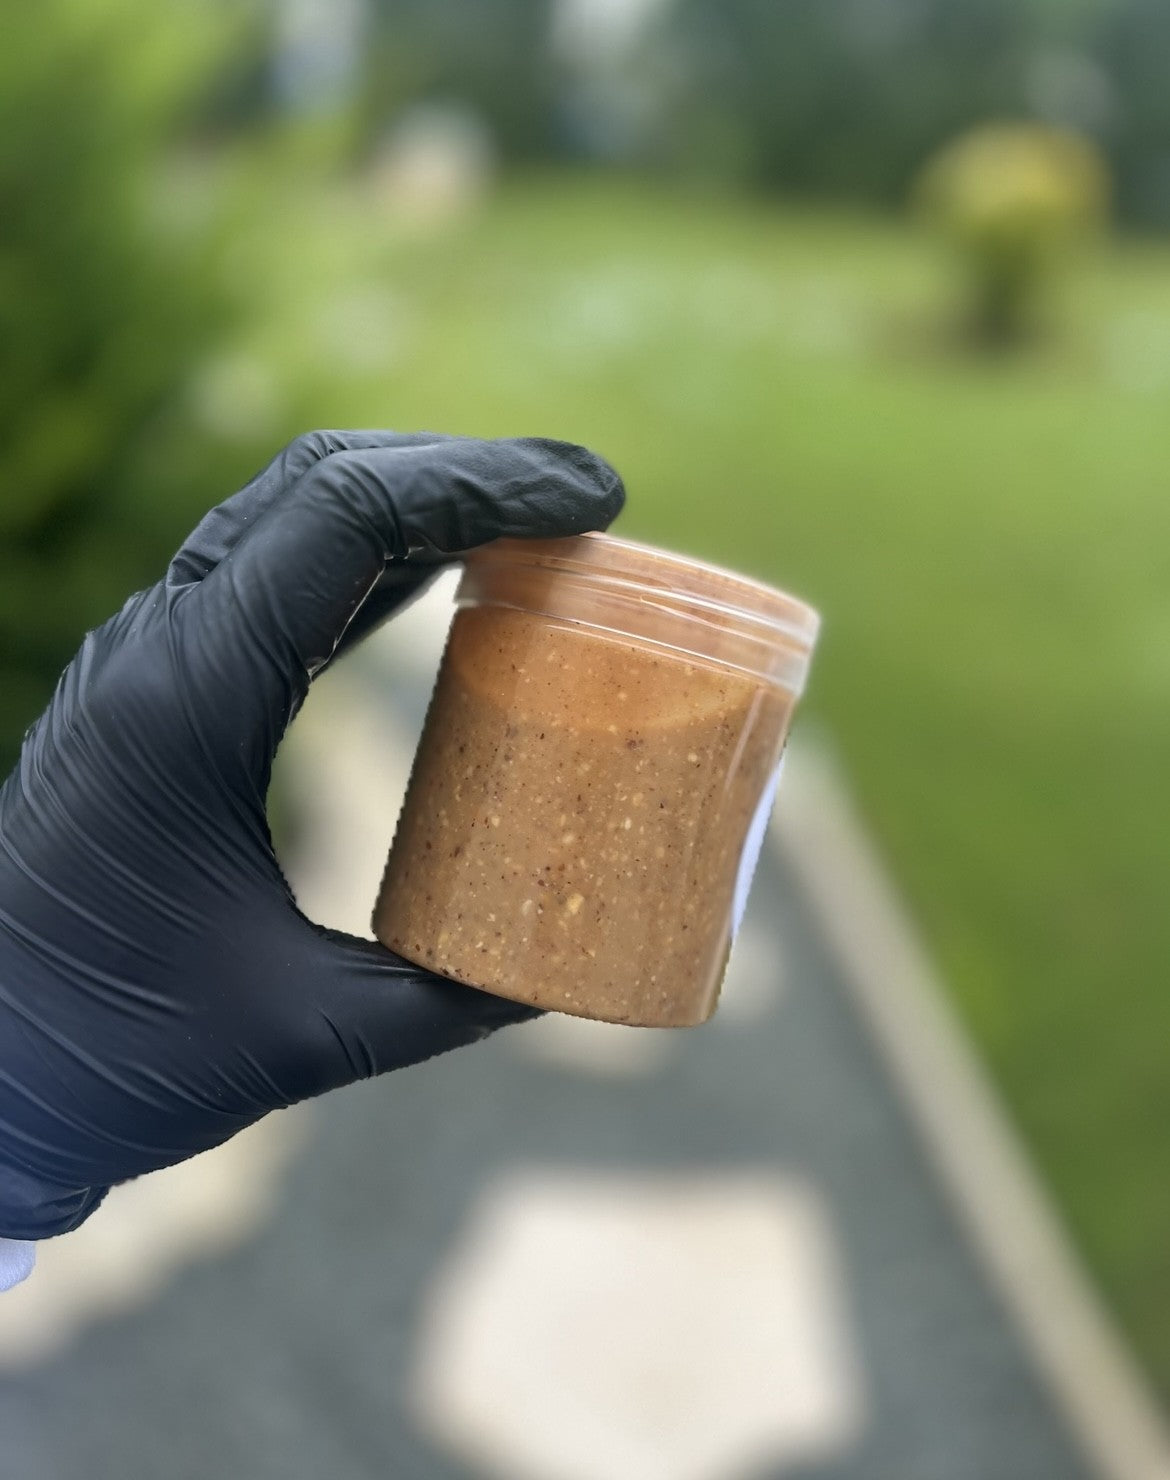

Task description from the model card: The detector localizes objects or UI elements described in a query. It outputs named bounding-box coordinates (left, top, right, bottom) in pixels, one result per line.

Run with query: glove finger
left=168, top=429, right=456, bottom=587
left=289, top=929, right=542, bottom=1098
left=187, top=436, right=624, bottom=759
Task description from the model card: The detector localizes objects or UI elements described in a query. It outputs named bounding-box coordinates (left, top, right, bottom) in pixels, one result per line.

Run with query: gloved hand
left=0, top=430, right=625, bottom=1240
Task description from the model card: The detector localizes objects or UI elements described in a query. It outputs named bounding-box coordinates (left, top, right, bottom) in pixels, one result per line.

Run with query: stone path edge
left=771, top=736, right=1170, bottom=1480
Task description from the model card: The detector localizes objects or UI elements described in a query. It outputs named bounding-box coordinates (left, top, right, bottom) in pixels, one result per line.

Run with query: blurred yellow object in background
left=915, top=122, right=1111, bottom=344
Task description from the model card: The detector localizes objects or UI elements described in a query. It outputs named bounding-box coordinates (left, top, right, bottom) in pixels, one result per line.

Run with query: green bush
left=0, top=0, right=269, bottom=772
left=914, top=123, right=1109, bottom=346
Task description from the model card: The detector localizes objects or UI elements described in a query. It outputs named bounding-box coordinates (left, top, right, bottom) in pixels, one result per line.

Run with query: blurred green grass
left=236, top=172, right=1170, bottom=1387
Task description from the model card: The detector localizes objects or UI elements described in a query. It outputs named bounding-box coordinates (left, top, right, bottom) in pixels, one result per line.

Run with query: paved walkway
left=0, top=576, right=1100, bottom=1479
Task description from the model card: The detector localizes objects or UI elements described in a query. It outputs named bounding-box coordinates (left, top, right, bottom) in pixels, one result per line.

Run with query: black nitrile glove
left=0, top=430, right=625, bottom=1240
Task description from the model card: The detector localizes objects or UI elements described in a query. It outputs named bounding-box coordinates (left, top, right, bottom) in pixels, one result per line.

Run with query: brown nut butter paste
left=374, top=603, right=793, bottom=1026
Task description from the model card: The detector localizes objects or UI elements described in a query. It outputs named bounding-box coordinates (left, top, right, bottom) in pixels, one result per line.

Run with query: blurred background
left=4, top=0, right=1170, bottom=1475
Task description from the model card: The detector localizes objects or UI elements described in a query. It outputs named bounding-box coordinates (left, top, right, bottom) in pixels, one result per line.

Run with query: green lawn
left=238, top=172, right=1170, bottom=1391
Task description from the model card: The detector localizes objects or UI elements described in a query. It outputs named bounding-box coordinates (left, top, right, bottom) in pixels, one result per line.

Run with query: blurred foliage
left=916, top=124, right=1109, bottom=345
left=1095, top=0, right=1170, bottom=228
left=617, top=0, right=1167, bottom=228
left=359, top=0, right=556, bottom=161
left=345, top=0, right=1170, bottom=230
left=641, top=0, right=1028, bottom=199
left=155, top=0, right=1169, bottom=233
left=0, top=0, right=298, bottom=772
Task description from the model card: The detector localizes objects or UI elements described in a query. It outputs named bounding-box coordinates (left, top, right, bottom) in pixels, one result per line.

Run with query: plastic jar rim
left=463, top=532, right=821, bottom=653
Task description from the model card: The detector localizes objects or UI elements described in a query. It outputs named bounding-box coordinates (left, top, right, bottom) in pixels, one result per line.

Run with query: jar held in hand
left=374, top=533, right=819, bottom=1027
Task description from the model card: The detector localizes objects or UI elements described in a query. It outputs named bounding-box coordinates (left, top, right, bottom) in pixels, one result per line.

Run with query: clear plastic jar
left=374, top=533, right=818, bottom=1026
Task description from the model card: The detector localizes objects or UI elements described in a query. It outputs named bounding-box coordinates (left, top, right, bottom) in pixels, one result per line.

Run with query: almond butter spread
left=374, top=602, right=794, bottom=1026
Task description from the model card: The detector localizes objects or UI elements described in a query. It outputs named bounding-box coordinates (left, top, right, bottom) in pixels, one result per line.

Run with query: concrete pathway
left=0, top=574, right=1119, bottom=1479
